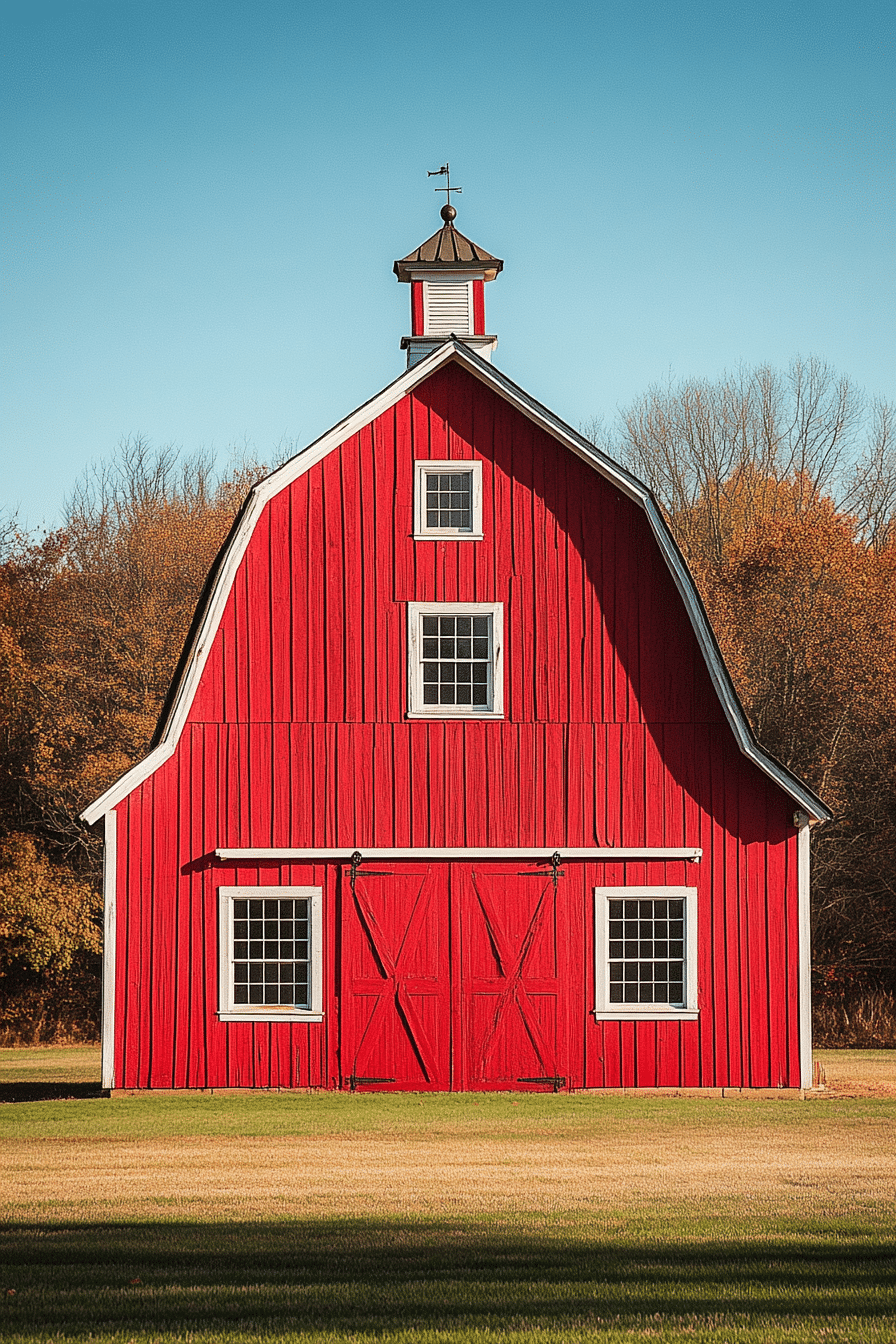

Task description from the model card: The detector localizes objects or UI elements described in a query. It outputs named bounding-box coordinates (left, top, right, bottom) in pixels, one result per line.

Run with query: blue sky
left=3, top=0, right=894, bottom=529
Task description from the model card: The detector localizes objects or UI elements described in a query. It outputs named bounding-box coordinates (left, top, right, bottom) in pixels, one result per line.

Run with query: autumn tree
left=604, top=361, right=896, bottom=1004
left=0, top=439, right=266, bottom=1040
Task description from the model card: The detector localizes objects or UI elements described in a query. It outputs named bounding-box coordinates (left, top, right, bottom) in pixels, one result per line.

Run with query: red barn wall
left=111, top=362, right=802, bottom=1091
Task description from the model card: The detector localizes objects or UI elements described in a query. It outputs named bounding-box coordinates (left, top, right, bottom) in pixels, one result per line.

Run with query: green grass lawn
left=2, top=1212, right=895, bottom=1344
left=1, top=1047, right=894, bottom=1342
left=0, top=1046, right=101, bottom=1084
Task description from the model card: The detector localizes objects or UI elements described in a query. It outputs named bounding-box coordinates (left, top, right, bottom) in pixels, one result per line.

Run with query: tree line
left=1, top=360, right=894, bottom=1042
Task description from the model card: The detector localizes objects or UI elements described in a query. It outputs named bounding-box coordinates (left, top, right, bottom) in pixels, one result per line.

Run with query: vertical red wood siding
left=113, top=361, right=803, bottom=1090
left=472, top=280, right=485, bottom=334
left=411, top=282, right=424, bottom=335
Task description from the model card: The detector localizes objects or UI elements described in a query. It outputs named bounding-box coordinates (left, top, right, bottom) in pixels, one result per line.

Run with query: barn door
left=339, top=863, right=450, bottom=1091
left=456, top=865, right=569, bottom=1091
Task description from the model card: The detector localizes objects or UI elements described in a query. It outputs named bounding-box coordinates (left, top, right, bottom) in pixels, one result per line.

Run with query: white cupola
left=394, top=201, right=503, bottom=369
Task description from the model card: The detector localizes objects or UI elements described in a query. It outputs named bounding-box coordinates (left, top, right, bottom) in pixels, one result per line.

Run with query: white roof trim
left=81, top=339, right=830, bottom=825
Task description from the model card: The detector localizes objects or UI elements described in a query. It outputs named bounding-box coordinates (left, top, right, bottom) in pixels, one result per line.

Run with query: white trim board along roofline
left=81, top=339, right=831, bottom=826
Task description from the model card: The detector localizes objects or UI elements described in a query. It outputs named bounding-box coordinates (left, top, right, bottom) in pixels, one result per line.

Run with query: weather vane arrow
left=428, top=162, right=462, bottom=208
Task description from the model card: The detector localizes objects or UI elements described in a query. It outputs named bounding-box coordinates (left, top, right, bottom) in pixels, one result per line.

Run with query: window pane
left=418, top=609, right=493, bottom=713
left=231, top=897, right=312, bottom=1011
left=423, top=471, right=473, bottom=531
left=606, top=896, right=687, bottom=1009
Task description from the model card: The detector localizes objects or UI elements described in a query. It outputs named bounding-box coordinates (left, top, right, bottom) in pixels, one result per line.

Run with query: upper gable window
left=423, top=276, right=473, bottom=335
left=414, top=460, right=483, bottom=539
left=407, top=602, right=504, bottom=717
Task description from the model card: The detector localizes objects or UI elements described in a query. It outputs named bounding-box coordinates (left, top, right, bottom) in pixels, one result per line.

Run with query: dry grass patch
left=0, top=1044, right=100, bottom=1085
left=816, top=1049, right=896, bottom=1097
left=4, top=1107, right=895, bottom=1224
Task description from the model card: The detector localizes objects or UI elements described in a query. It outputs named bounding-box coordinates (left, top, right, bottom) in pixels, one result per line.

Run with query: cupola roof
left=394, top=213, right=503, bottom=283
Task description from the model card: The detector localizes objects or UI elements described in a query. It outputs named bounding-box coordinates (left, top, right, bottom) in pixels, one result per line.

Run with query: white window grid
left=407, top=602, right=504, bottom=717
left=593, top=886, right=698, bottom=1021
left=218, top=886, right=323, bottom=1022
left=413, top=459, right=483, bottom=539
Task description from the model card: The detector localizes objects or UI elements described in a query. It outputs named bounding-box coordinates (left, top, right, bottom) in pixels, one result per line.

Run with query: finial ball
left=440, top=203, right=457, bottom=223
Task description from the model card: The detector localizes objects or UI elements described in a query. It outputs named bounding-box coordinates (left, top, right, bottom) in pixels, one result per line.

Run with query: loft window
left=407, top=602, right=504, bottom=717
left=413, top=460, right=483, bottom=539
left=218, top=887, right=323, bottom=1021
left=428, top=471, right=472, bottom=529
left=593, top=887, right=698, bottom=1020
left=422, top=613, right=489, bottom=706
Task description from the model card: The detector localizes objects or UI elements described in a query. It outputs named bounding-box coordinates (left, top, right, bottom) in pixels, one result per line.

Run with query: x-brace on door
left=339, top=863, right=450, bottom=1091
left=455, top=863, right=569, bottom=1091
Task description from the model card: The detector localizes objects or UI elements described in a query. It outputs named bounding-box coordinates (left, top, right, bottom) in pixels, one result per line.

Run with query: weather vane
left=428, top=163, right=462, bottom=216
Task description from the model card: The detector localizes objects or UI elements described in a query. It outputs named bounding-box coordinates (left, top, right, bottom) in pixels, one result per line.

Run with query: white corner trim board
left=80, top=338, right=831, bottom=826
left=797, top=814, right=813, bottom=1089
left=100, top=810, right=117, bottom=1090
left=212, top=847, right=704, bottom=862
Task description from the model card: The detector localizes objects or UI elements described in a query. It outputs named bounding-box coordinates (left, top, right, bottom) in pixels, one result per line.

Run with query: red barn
left=83, top=204, right=830, bottom=1094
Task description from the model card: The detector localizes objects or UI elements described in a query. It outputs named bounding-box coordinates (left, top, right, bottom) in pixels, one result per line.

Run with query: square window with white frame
left=413, top=460, right=483, bottom=539
left=407, top=602, right=503, bottom=717
left=218, top=887, right=323, bottom=1021
left=593, top=886, right=698, bottom=1020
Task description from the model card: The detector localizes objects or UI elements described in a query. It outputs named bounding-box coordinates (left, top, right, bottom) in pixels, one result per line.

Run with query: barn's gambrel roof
left=81, top=340, right=831, bottom=825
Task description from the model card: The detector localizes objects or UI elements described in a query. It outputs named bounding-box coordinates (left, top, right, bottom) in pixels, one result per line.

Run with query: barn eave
left=80, top=338, right=831, bottom=826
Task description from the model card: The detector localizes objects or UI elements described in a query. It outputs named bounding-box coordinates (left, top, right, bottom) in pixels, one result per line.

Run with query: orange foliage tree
left=0, top=439, right=266, bottom=1040
left=616, top=362, right=896, bottom=1000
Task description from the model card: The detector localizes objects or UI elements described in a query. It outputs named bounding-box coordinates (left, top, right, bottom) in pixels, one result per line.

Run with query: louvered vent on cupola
left=424, top=276, right=473, bottom=335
